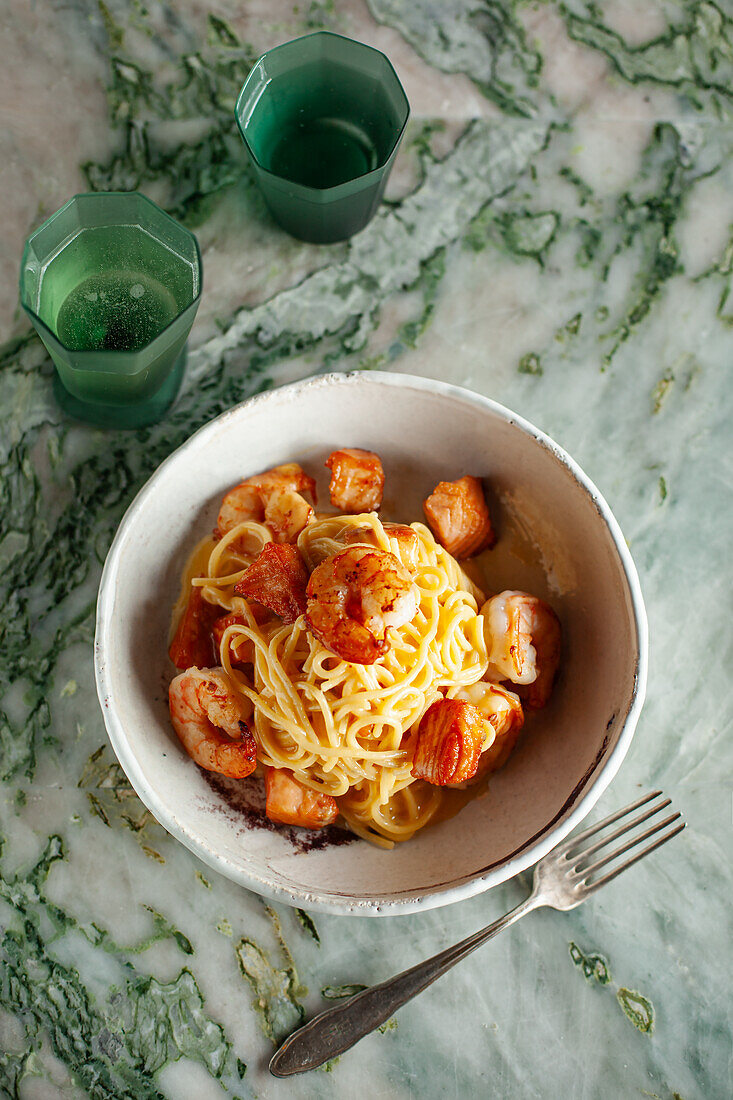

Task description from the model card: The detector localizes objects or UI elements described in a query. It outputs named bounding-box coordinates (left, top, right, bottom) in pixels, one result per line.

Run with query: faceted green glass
left=235, top=32, right=409, bottom=244
left=19, top=192, right=202, bottom=428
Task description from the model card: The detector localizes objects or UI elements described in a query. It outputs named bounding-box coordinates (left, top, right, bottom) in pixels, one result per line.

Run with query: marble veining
left=0, top=1, right=731, bottom=1097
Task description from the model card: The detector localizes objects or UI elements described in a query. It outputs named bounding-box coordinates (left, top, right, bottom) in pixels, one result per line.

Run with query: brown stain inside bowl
left=202, top=769, right=357, bottom=853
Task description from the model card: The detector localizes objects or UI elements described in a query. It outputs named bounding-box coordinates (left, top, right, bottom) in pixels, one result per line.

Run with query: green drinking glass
left=19, top=192, right=202, bottom=429
left=235, top=31, right=409, bottom=244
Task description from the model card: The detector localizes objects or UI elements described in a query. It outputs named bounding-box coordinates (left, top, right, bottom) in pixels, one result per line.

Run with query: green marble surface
left=1, top=1, right=731, bottom=1097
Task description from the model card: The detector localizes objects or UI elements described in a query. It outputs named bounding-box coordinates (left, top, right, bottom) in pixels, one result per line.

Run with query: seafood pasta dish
left=167, top=449, right=561, bottom=848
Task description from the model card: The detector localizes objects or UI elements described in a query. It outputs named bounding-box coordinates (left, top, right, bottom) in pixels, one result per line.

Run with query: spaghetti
left=172, top=511, right=490, bottom=846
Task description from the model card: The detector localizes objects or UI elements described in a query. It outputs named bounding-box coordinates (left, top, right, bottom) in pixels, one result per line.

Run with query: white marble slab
left=0, top=1, right=731, bottom=1097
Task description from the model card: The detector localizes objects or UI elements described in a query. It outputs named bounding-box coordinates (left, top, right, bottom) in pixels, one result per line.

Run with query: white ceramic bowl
left=95, top=372, right=647, bottom=915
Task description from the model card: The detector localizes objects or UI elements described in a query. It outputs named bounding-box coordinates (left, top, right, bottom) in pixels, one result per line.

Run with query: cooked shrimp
left=423, top=475, right=496, bottom=559
left=343, top=522, right=421, bottom=572
left=169, top=587, right=220, bottom=670
left=326, top=448, right=384, bottom=512
left=262, top=489, right=314, bottom=544
left=168, top=667, right=257, bottom=778
left=454, top=682, right=524, bottom=781
left=234, top=543, right=309, bottom=624
left=410, top=698, right=485, bottom=786
left=215, top=484, right=262, bottom=537
left=306, top=545, right=418, bottom=665
left=216, top=463, right=317, bottom=543
left=247, top=463, right=316, bottom=499
left=264, top=767, right=339, bottom=828
left=481, top=591, right=561, bottom=708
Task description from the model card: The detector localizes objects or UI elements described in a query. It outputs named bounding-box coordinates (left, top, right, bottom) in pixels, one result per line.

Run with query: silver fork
left=270, top=790, right=684, bottom=1076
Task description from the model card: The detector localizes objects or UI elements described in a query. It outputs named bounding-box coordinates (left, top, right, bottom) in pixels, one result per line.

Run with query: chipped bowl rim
left=95, top=370, right=648, bottom=915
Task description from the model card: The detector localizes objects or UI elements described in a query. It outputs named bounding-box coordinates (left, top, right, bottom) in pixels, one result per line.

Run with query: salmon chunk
left=264, top=767, right=339, bottom=828
left=423, top=476, right=495, bottom=559
left=168, top=587, right=220, bottom=669
left=234, top=543, right=309, bottom=623
left=453, top=682, right=525, bottom=784
left=411, top=699, right=487, bottom=786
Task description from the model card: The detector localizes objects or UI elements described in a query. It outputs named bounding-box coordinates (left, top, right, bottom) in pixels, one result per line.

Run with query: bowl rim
left=94, top=370, right=648, bottom=916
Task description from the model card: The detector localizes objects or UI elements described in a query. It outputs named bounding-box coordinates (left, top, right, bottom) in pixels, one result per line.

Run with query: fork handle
left=270, top=892, right=541, bottom=1076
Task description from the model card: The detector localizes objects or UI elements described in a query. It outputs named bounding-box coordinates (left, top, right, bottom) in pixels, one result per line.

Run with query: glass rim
left=234, top=30, right=410, bottom=198
left=19, top=191, right=203, bottom=359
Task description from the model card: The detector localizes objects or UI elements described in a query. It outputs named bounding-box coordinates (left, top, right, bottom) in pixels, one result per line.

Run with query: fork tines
left=564, top=790, right=685, bottom=893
